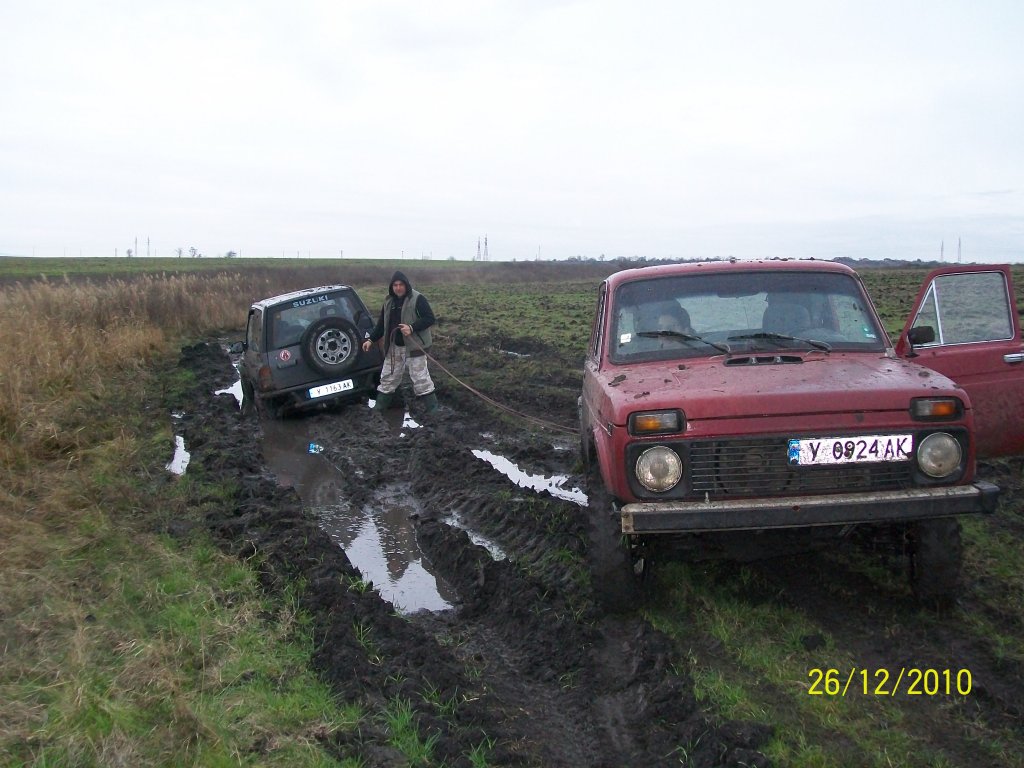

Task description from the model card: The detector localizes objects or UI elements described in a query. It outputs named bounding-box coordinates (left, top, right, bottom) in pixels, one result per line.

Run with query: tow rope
left=381, top=328, right=578, bottom=436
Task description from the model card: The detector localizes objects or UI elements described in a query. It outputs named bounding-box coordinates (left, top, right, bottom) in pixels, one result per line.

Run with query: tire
left=255, top=395, right=284, bottom=420
left=301, top=317, right=359, bottom=377
left=240, top=377, right=256, bottom=416
left=908, top=517, right=962, bottom=606
left=585, top=463, right=639, bottom=613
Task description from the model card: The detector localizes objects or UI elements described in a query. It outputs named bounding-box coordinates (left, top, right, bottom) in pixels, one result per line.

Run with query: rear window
left=268, top=292, right=360, bottom=349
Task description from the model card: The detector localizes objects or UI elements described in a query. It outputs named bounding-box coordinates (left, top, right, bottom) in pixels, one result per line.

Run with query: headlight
left=916, top=432, right=962, bottom=478
left=635, top=446, right=683, bottom=492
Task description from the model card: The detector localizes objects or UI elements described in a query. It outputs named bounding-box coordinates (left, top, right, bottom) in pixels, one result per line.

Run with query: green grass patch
left=646, top=561, right=1012, bottom=768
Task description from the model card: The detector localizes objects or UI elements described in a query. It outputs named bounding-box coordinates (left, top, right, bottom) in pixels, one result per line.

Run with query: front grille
left=687, top=437, right=912, bottom=498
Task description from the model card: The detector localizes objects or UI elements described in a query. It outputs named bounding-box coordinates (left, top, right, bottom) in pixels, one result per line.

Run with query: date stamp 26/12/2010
left=807, top=668, right=972, bottom=697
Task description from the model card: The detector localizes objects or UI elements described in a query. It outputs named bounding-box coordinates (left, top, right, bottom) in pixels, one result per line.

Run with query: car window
left=589, top=283, right=607, bottom=360
left=609, top=271, right=885, bottom=363
left=910, top=271, right=1014, bottom=345
left=268, top=293, right=359, bottom=349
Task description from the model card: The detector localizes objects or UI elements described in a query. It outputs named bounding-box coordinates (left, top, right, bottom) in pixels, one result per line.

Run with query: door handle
left=1005, top=352, right=1024, bottom=364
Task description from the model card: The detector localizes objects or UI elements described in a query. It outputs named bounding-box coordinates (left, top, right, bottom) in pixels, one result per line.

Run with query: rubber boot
left=372, top=392, right=393, bottom=411
left=419, top=392, right=439, bottom=413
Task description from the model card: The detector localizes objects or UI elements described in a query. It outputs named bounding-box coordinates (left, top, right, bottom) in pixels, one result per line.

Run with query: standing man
left=361, top=271, right=439, bottom=413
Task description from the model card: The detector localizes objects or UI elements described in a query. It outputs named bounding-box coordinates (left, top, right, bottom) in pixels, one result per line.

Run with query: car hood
left=598, top=352, right=964, bottom=425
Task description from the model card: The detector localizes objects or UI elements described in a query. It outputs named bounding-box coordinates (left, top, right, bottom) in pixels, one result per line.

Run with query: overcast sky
left=2, top=1, right=1022, bottom=262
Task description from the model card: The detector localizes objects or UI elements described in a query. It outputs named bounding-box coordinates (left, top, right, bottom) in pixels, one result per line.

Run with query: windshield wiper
left=637, top=330, right=732, bottom=354
left=727, top=332, right=832, bottom=352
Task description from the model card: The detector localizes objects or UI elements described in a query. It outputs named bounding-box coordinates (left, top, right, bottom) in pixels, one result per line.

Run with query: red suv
left=580, top=261, right=1024, bottom=608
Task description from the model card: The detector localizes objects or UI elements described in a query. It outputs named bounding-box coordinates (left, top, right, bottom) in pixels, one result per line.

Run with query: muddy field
left=172, top=339, right=1024, bottom=767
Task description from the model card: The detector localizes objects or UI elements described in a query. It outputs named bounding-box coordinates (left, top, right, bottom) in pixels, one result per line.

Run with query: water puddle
left=444, top=510, right=507, bottom=561
left=471, top=449, right=587, bottom=506
left=318, top=483, right=455, bottom=613
left=215, top=379, right=243, bottom=408
left=166, top=435, right=190, bottom=475
left=259, top=418, right=458, bottom=613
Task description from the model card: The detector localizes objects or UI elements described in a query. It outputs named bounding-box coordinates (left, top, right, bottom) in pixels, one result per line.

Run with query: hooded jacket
left=366, top=271, right=435, bottom=354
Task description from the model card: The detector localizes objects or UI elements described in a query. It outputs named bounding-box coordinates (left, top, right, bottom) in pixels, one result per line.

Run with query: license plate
left=308, top=379, right=353, bottom=399
left=788, top=434, right=912, bottom=466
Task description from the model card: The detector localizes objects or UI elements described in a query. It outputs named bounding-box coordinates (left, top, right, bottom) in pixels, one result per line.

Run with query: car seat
left=762, top=301, right=811, bottom=335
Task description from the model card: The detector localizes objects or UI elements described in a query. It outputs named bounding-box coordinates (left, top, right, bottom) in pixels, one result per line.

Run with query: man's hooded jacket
left=366, top=271, right=435, bottom=355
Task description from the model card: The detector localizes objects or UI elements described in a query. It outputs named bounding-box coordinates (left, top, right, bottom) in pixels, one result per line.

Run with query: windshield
left=609, top=270, right=886, bottom=363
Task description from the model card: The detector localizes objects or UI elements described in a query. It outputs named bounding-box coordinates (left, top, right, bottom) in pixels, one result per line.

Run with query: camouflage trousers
left=378, top=345, right=435, bottom=396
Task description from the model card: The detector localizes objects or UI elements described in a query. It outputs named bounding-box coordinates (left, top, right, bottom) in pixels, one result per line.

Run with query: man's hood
left=389, top=271, right=411, bottom=297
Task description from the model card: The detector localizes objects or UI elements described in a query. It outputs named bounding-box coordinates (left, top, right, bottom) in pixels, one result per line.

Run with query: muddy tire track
left=174, top=342, right=770, bottom=767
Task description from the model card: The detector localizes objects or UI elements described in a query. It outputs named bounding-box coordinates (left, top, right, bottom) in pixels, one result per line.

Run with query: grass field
left=2, top=256, right=1022, bottom=766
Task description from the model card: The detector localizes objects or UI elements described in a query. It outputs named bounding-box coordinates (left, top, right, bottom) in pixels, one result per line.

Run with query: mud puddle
left=179, top=342, right=773, bottom=766
left=260, top=416, right=457, bottom=613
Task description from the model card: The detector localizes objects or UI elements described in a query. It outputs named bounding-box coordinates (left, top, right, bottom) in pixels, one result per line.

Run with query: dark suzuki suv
left=238, top=285, right=382, bottom=417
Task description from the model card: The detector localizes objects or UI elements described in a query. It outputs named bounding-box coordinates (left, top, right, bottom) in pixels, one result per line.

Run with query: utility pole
left=958, top=237, right=962, bottom=263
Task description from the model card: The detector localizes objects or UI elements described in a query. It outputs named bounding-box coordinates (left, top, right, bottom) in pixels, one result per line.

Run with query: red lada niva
left=579, top=260, right=1024, bottom=609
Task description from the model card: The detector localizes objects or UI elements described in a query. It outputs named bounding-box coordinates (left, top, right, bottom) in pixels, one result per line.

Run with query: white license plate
left=788, top=434, right=913, bottom=466
left=308, top=379, right=353, bottom=399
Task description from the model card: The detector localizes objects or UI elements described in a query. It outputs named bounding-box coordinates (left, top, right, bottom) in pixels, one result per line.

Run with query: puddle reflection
left=259, top=418, right=455, bottom=613
left=166, top=435, right=190, bottom=475
left=471, top=449, right=587, bottom=506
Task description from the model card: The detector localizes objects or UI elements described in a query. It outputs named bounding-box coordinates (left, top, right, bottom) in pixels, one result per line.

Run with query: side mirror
left=907, top=325, right=935, bottom=346
left=229, top=341, right=246, bottom=354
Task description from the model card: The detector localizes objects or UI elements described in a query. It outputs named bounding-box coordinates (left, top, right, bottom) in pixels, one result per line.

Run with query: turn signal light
left=628, top=410, right=685, bottom=435
left=910, top=397, right=963, bottom=421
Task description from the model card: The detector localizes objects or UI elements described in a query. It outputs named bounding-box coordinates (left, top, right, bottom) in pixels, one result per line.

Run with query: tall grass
left=0, top=270, right=365, bottom=765
left=0, top=274, right=255, bottom=454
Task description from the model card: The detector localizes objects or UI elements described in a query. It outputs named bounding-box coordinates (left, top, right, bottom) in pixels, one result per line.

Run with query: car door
left=895, top=264, right=1024, bottom=458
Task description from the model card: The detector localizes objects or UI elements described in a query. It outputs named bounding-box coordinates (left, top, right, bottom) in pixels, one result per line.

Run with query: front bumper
left=619, top=481, right=1000, bottom=534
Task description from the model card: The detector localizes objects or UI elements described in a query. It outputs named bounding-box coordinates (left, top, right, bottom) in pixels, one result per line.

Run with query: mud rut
left=174, top=342, right=770, bottom=767
left=173, top=341, right=1024, bottom=767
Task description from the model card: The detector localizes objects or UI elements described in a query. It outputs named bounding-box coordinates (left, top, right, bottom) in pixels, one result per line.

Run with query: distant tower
left=476, top=238, right=481, bottom=261
left=483, top=236, right=489, bottom=261
left=940, top=240, right=944, bottom=262
left=958, top=237, right=962, bottom=263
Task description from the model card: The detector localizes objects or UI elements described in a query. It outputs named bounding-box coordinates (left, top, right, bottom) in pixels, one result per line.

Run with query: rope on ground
left=424, top=350, right=578, bottom=436
left=385, top=327, right=578, bottom=436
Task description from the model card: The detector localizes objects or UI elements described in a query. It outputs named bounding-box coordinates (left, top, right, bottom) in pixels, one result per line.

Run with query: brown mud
left=172, top=342, right=770, bottom=767
left=171, top=340, right=1024, bottom=767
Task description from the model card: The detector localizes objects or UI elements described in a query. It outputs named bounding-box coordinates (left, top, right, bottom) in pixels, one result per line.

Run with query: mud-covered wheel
left=909, top=517, right=962, bottom=605
left=255, top=394, right=284, bottom=420
left=585, top=464, right=639, bottom=613
left=302, top=317, right=359, bottom=377
left=240, top=377, right=257, bottom=416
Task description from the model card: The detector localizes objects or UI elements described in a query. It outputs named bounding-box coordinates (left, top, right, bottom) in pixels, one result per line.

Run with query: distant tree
left=189, top=247, right=199, bottom=258
left=126, top=248, right=133, bottom=258
left=175, top=247, right=184, bottom=258
left=226, top=251, right=238, bottom=258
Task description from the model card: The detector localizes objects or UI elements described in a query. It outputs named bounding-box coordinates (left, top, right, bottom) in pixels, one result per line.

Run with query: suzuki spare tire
left=301, top=317, right=360, bottom=377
